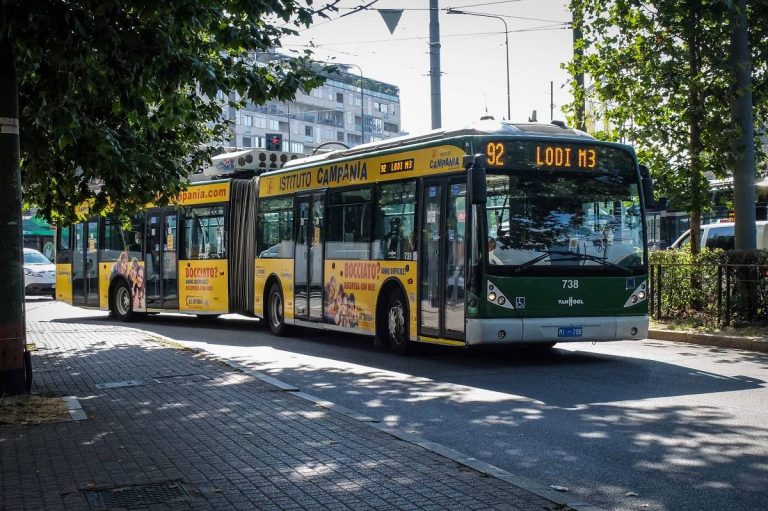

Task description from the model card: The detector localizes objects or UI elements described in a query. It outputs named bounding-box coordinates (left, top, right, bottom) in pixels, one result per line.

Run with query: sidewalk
left=1, top=321, right=596, bottom=511
left=648, top=329, right=768, bottom=353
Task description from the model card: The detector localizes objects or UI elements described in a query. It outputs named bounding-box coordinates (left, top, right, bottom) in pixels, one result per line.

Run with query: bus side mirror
left=465, top=154, right=487, bottom=205
left=639, top=164, right=656, bottom=208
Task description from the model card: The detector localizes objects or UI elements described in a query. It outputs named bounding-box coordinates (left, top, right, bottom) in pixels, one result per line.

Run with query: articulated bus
left=254, top=119, right=653, bottom=354
left=55, top=179, right=259, bottom=320
left=56, top=119, right=653, bottom=355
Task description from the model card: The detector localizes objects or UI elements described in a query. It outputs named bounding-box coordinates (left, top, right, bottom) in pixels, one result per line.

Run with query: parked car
left=23, top=247, right=56, bottom=298
left=670, top=221, right=768, bottom=250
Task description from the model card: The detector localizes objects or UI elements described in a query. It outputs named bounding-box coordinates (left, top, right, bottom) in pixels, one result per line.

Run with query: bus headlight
left=486, top=280, right=514, bottom=310
left=624, top=281, right=648, bottom=308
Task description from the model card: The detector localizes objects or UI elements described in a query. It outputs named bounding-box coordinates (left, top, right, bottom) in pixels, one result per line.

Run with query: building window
left=242, top=136, right=252, bottom=148
left=305, top=125, right=313, bottom=137
left=326, top=188, right=372, bottom=260
left=336, top=92, right=344, bottom=103
left=267, top=119, right=280, bottom=130
left=384, top=122, right=399, bottom=133
left=337, top=131, right=345, bottom=142
left=243, top=115, right=253, bottom=127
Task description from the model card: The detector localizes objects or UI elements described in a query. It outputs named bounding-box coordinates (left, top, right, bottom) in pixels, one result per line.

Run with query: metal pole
left=446, top=9, right=510, bottom=120
left=571, top=0, right=586, bottom=131
left=550, top=81, right=554, bottom=121
left=338, top=63, right=365, bottom=145
left=429, top=0, right=442, bottom=129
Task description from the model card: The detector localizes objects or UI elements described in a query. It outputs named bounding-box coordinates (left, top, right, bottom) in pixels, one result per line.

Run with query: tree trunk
left=0, top=36, right=27, bottom=396
left=687, top=4, right=704, bottom=311
left=730, top=0, right=757, bottom=249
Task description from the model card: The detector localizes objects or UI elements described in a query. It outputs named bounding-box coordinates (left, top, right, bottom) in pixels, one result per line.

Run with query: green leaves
left=4, top=0, right=335, bottom=223
left=565, top=0, right=767, bottom=226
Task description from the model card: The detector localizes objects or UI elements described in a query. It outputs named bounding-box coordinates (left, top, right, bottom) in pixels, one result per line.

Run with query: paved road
left=27, top=298, right=768, bottom=511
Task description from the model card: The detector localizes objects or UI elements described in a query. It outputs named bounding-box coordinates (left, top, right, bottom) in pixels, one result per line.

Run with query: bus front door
left=72, top=221, right=99, bottom=307
left=419, top=180, right=467, bottom=340
left=294, top=194, right=324, bottom=321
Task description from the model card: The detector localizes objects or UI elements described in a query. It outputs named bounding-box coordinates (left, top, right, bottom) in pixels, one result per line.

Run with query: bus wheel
left=111, top=281, right=135, bottom=322
left=267, top=282, right=288, bottom=336
left=385, top=289, right=410, bottom=355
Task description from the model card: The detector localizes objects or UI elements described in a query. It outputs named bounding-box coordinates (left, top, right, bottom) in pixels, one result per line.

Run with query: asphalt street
left=26, top=298, right=768, bottom=511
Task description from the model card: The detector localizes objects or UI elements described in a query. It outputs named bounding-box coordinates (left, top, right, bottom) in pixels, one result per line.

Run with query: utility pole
left=429, top=0, right=442, bottom=129
left=0, top=36, right=27, bottom=395
left=571, top=0, right=586, bottom=131
left=730, top=0, right=756, bottom=249
left=550, top=81, right=554, bottom=121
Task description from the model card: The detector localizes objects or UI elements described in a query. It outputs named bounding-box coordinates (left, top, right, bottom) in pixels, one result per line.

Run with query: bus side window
left=374, top=181, right=416, bottom=261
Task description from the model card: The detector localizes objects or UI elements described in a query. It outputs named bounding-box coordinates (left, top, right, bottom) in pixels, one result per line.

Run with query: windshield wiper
left=514, top=250, right=632, bottom=273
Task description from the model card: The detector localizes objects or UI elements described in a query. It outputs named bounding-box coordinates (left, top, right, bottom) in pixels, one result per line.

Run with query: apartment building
left=224, top=54, right=403, bottom=155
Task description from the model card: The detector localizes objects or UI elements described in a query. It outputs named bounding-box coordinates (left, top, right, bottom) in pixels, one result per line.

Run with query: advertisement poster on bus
left=102, top=252, right=146, bottom=311
left=323, top=260, right=417, bottom=334
left=179, top=260, right=228, bottom=314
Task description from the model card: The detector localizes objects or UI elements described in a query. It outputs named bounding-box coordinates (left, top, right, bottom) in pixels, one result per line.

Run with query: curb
left=139, top=328, right=604, bottom=511
left=648, top=329, right=768, bottom=353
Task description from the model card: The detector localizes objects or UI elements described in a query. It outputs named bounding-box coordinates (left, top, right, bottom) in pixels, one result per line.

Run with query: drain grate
left=83, top=480, right=190, bottom=509
left=95, top=379, right=145, bottom=390
left=153, top=374, right=211, bottom=385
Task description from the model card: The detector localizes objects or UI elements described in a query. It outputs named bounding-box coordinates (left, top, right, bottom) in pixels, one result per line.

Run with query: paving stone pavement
left=1, top=321, right=574, bottom=511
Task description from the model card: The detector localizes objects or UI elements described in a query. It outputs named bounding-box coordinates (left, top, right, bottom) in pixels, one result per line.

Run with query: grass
left=0, top=395, right=70, bottom=426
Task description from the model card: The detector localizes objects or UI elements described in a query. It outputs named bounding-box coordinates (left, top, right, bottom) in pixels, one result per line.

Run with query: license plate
left=558, top=327, right=583, bottom=337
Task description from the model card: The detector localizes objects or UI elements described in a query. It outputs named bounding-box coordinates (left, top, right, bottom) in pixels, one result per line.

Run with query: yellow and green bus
left=254, top=119, right=653, bottom=354
left=56, top=119, right=652, bottom=355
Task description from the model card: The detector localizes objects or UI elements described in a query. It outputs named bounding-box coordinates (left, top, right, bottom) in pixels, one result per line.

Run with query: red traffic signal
left=266, top=133, right=282, bottom=151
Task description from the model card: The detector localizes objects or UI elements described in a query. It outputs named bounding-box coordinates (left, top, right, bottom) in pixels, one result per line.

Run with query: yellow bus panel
left=259, top=145, right=465, bottom=198
left=179, top=260, right=229, bottom=314
left=254, top=258, right=294, bottom=321
left=55, top=264, right=73, bottom=304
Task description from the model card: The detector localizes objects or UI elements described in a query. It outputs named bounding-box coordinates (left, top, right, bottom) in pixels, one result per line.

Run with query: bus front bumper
left=465, top=316, right=649, bottom=346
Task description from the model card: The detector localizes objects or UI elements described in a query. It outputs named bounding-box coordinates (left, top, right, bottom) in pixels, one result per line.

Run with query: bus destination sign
left=380, top=158, right=415, bottom=175
left=485, top=141, right=632, bottom=173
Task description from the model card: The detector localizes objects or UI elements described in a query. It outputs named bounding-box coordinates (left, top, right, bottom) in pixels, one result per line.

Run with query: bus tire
left=384, top=288, right=410, bottom=355
left=267, top=282, right=288, bottom=337
left=111, top=280, right=135, bottom=322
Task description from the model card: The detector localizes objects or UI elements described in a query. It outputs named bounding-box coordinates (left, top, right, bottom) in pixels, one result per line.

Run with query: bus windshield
left=485, top=171, right=645, bottom=271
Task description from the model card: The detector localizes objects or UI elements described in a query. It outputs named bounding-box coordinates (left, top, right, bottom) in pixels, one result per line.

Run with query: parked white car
left=670, top=221, right=768, bottom=250
left=23, top=248, right=56, bottom=298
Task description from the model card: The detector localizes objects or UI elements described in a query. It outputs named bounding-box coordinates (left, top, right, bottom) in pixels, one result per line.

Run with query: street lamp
left=338, top=63, right=366, bottom=144
left=446, top=9, right=510, bottom=121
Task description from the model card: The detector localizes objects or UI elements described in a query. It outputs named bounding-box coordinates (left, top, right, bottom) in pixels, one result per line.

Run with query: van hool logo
left=558, top=297, right=584, bottom=307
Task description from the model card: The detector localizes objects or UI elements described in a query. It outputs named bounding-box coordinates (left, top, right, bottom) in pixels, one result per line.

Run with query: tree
left=566, top=0, right=767, bottom=253
left=0, top=0, right=338, bottom=394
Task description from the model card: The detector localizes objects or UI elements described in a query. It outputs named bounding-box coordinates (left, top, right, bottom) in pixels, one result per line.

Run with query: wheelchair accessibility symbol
left=515, top=297, right=526, bottom=309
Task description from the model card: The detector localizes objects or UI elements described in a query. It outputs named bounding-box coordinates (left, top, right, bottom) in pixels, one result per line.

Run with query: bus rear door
left=145, top=208, right=179, bottom=309
left=72, top=220, right=99, bottom=307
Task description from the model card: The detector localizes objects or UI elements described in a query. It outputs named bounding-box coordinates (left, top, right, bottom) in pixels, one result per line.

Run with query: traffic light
left=266, top=133, right=282, bottom=151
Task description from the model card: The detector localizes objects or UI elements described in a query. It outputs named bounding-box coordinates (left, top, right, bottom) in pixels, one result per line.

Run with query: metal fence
left=649, top=262, right=768, bottom=326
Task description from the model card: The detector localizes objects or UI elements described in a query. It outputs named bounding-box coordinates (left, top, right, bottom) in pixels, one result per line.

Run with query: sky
left=282, top=0, right=575, bottom=135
